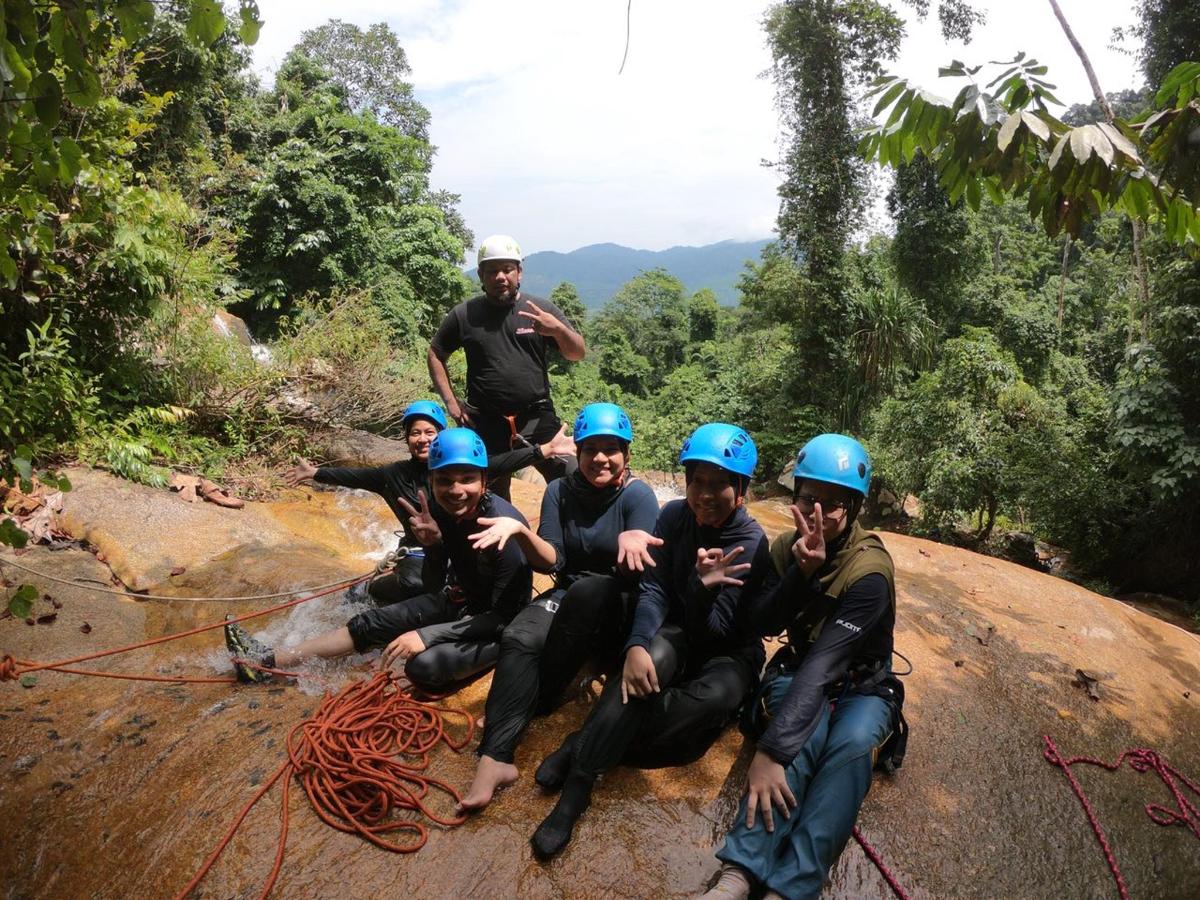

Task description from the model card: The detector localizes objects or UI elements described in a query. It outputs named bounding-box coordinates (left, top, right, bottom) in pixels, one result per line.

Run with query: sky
left=247, top=0, right=1143, bottom=256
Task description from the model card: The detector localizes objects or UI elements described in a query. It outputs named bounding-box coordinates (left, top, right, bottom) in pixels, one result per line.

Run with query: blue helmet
left=792, top=433, right=871, bottom=497
left=401, top=400, right=448, bottom=432
left=428, top=428, right=488, bottom=471
left=679, top=423, right=758, bottom=479
left=573, top=402, right=633, bottom=444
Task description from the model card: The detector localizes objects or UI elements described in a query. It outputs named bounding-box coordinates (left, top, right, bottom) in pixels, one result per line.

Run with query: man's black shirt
left=430, top=293, right=573, bottom=413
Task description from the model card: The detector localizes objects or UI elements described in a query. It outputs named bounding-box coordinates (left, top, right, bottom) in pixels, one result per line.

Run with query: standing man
left=428, top=234, right=587, bottom=500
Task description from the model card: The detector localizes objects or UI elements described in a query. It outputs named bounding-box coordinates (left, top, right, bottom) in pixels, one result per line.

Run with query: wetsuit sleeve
left=743, top=545, right=821, bottom=638
left=534, top=480, right=566, bottom=573
left=487, top=530, right=533, bottom=621
left=313, top=464, right=389, bottom=495
left=621, top=480, right=661, bottom=533
left=416, top=611, right=507, bottom=647
left=430, top=307, right=462, bottom=359
left=487, top=445, right=543, bottom=479
left=624, top=509, right=674, bottom=652
left=682, top=533, right=771, bottom=644
left=757, top=573, right=892, bottom=765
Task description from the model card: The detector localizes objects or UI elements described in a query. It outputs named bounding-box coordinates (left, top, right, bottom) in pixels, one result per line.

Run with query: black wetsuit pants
left=468, top=403, right=577, bottom=501
left=346, top=591, right=504, bottom=692
left=478, top=575, right=631, bottom=763
left=365, top=554, right=425, bottom=605
left=570, top=624, right=757, bottom=777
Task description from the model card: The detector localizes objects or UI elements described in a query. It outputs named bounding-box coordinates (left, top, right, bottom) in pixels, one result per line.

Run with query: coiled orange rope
left=175, top=671, right=475, bottom=899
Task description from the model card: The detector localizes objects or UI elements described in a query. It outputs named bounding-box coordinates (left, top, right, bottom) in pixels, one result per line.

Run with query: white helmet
left=477, top=234, right=523, bottom=266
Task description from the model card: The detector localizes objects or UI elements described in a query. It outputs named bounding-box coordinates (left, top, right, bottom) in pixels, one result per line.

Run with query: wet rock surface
left=2, top=477, right=1198, bottom=898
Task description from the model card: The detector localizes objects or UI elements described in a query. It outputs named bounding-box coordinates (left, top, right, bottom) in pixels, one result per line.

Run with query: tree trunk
left=1046, top=0, right=1151, bottom=332
left=1057, top=233, right=1071, bottom=335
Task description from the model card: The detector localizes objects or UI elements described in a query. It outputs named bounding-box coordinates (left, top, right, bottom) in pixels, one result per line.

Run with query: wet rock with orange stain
left=1, top=481, right=1197, bottom=898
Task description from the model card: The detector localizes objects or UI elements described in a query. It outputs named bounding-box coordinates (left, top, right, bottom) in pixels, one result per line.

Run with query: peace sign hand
left=516, top=299, right=564, bottom=337
left=790, top=503, right=826, bottom=576
left=397, top=490, right=442, bottom=546
left=695, top=545, right=752, bottom=589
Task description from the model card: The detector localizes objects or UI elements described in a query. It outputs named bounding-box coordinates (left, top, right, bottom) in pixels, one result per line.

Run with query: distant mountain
left=465, top=239, right=773, bottom=309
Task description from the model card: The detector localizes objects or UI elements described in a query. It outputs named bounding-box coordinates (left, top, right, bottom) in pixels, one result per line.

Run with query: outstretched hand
left=516, top=299, right=564, bottom=337
left=744, top=750, right=796, bottom=833
left=789, top=503, right=826, bottom=576
left=283, top=457, right=318, bottom=487
left=468, top=516, right=525, bottom=552
left=540, top=422, right=576, bottom=459
left=397, top=490, right=442, bottom=546
left=695, top=545, right=751, bottom=589
left=616, top=529, right=663, bottom=573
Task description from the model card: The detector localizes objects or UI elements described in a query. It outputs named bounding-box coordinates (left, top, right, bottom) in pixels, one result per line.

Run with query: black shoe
left=223, top=616, right=275, bottom=684
left=534, top=730, right=579, bottom=792
left=531, top=773, right=593, bottom=859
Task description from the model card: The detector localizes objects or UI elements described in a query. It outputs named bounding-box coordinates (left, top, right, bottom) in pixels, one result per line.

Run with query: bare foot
left=457, top=755, right=519, bottom=813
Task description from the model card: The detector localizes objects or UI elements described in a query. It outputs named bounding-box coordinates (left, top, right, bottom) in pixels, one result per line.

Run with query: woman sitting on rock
left=529, top=422, right=772, bottom=858
left=701, top=434, right=904, bottom=900
left=284, top=400, right=573, bottom=606
left=455, top=402, right=661, bottom=813
left=225, top=428, right=533, bottom=692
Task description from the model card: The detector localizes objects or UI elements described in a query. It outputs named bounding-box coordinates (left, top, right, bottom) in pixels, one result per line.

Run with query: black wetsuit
left=430, top=292, right=579, bottom=499
left=476, top=472, right=660, bottom=763
left=314, top=447, right=547, bottom=603
left=314, top=459, right=429, bottom=603
left=570, top=499, right=770, bottom=775
left=344, top=493, right=532, bottom=691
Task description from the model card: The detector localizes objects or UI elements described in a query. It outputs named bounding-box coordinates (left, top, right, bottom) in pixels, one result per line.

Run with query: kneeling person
left=225, top=428, right=533, bottom=692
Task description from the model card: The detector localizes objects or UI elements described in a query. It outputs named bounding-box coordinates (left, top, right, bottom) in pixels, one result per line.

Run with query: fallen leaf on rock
left=919, top=549, right=931, bottom=557
left=1057, top=709, right=1073, bottom=720
left=1074, top=669, right=1102, bottom=701
left=80, top=622, right=92, bottom=634
left=35, top=612, right=57, bottom=624
left=19, top=674, right=37, bottom=688
left=170, top=566, right=186, bottom=577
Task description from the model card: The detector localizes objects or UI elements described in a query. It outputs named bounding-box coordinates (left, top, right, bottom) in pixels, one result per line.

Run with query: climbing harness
left=175, top=672, right=474, bottom=899
left=1043, top=734, right=1200, bottom=900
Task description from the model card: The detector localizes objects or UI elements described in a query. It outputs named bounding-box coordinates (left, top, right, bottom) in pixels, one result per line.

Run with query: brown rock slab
left=2, top=489, right=1197, bottom=899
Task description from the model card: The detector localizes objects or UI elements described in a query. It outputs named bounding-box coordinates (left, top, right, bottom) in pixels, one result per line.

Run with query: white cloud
left=249, top=0, right=1144, bottom=255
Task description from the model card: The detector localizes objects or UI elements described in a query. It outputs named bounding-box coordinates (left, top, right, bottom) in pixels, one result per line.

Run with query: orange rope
left=175, top=672, right=475, bottom=899
left=1, top=573, right=371, bottom=684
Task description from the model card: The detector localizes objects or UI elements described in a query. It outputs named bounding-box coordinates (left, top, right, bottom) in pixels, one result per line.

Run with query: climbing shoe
left=223, top=616, right=275, bottom=684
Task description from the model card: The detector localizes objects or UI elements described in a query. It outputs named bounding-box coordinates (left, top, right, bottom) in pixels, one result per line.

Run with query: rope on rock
left=852, top=826, right=911, bottom=900
left=1, top=571, right=373, bottom=684
left=1043, top=734, right=1200, bottom=900
left=175, top=671, right=475, bottom=899
left=0, top=554, right=378, bottom=603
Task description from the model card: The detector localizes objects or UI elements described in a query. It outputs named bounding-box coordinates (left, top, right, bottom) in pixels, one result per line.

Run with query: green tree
left=293, top=19, right=431, bottom=141
left=228, top=51, right=467, bottom=336
left=592, top=269, right=690, bottom=393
